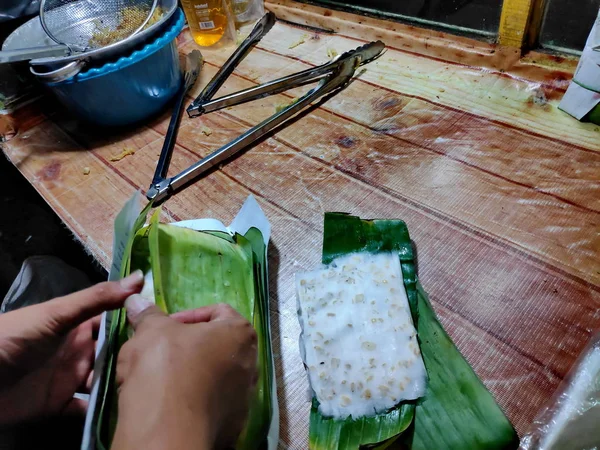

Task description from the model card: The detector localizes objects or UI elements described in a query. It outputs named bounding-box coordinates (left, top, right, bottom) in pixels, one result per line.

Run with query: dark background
left=0, top=155, right=105, bottom=300
left=540, top=0, right=600, bottom=52
left=299, top=0, right=503, bottom=35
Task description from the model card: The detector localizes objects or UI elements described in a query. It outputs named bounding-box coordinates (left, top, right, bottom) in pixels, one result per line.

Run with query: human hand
left=0, top=271, right=145, bottom=425
left=112, top=298, right=258, bottom=450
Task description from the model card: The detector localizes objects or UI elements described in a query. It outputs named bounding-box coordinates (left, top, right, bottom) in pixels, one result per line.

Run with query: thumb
left=45, top=270, right=145, bottom=334
left=125, top=294, right=169, bottom=331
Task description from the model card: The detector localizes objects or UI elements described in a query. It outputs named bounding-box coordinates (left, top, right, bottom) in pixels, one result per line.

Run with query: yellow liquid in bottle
left=180, top=0, right=229, bottom=47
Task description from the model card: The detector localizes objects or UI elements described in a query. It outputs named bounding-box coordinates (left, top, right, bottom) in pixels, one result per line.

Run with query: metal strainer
left=39, top=0, right=159, bottom=52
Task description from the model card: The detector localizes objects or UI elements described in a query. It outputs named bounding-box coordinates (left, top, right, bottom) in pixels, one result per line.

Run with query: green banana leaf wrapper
left=94, top=198, right=276, bottom=450
left=307, top=213, right=519, bottom=450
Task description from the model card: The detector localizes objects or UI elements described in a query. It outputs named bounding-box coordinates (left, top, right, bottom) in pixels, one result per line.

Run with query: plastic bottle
left=180, top=0, right=230, bottom=47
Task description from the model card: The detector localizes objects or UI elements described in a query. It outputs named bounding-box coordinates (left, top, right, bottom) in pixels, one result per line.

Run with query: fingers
left=171, top=303, right=242, bottom=324
left=125, top=295, right=169, bottom=331
left=170, top=307, right=213, bottom=324
left=46, top=271, right=145, bottom=334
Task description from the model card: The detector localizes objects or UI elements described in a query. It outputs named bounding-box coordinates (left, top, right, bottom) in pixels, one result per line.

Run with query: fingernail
left=125, top=294, right=153, bottom=319
left=120, top=270, right=144, bottom=290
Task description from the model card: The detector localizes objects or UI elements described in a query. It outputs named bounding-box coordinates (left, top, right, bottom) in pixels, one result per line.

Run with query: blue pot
left=41, top=8, right=185, bottom=127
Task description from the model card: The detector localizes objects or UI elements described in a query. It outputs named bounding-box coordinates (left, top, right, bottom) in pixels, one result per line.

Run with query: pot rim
left=44, top=8, right=185, bottom=86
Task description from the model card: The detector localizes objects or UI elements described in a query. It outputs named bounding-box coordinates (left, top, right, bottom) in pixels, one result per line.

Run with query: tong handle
left=187, top=12, right=276, bottom=117
left=0, top=45, right=71, bottom=64
left=150, top=51, right=203, bottom=187
left=151, top=83, right=188, bottom=185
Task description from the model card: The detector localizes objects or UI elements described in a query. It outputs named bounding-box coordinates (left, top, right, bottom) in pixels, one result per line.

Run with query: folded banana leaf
left=96, top=207, right=274, bottom=450
left=309, top=212, right=519, bottom=450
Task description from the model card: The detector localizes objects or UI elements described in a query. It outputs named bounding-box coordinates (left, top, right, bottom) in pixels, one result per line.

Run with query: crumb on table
left=109, top=147, right=136, bottom=162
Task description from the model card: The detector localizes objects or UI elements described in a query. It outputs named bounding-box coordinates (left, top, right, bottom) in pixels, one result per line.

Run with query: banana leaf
left=97, top=208, right=273, bottom=449
left=398, top=284, right=519, bottom=450
left=312, top=212, right=519, bottom=450
left=304, top=214, right=418, bottom=450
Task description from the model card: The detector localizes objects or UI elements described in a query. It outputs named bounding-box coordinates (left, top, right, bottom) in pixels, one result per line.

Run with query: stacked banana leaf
left=95, top=206, right=274, bottom=450
left=307, top=213, right=520, bottom=450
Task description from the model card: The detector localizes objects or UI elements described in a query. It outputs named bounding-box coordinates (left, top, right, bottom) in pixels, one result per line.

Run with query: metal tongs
left=147, top=12, right=385, bottom=204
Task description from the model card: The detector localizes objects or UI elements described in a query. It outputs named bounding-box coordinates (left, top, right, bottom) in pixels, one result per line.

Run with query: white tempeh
left=296, top=252, right=426, bottom=419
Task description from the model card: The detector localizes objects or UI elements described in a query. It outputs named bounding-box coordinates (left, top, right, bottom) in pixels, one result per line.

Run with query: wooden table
left=2, top=2, right=599, bottom=447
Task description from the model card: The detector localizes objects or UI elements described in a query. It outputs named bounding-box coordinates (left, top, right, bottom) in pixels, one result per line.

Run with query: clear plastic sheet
left=520, top=333, right=600, bottom=450
left=232, top=0, right=265, bottom=24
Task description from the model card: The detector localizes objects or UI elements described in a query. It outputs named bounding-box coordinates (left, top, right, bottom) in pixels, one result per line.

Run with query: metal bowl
left=39, top=8, right=185, bottom=127
left=2, top=0, right=177, bottom=71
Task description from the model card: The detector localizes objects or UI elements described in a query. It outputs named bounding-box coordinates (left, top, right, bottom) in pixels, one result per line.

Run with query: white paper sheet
left=559, top=9, right=600, bottom=118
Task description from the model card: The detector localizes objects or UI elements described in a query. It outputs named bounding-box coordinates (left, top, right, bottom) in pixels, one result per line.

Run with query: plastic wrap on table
left=520, top=332, right=600, bottom=450
left=232, top=0, right=265, bottom=24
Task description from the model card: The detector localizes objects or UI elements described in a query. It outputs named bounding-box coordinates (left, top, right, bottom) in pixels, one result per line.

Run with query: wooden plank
left=266, top=0, right=519, bottom=70
left=177, top=52, right=600, bottom=286
left=228, top=23, right=598, bottom=152
left=499, top=0, right=536, bottom=48
left=197, top=46, right=599, bottom=210
left=265, top=0, right=578, bottom=80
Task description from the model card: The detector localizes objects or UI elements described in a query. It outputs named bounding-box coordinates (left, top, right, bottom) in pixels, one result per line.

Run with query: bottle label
left=199, top=20, right=216, bottom=29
